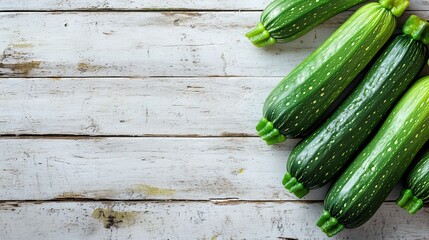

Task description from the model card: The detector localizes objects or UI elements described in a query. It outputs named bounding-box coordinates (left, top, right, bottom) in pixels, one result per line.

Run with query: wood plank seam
left=0, top=199, right=403, bottom=204
left=0, top=7, right=425, bottom=12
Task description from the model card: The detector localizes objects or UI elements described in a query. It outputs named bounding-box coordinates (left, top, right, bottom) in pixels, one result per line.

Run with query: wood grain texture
left=0, top=11, right=333, bottom=78
left=0, top=77, right=273, bottom=136
left=1, top=11, right=426, bottom=78
left=1, top=201, right=428, bottom=240
left=3, top=74, right=429, bottom=136
left=0, top=137, right=406, bottom=201
left=0, top=0, right=426, bottom=11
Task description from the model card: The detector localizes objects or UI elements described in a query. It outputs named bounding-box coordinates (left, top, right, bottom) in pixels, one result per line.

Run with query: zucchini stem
left=396, top=189, right=424, bottom=215
left=317, top=210, right=345, bottom=237
left=282, top=172, right=309, bottom=198
left=403, top=15, right=429, bottom=45
left=256, top=118, right=286, bottom=145
left=246, top=23, right=276, bottom=48
left=379, top=0, right=410, bottom=18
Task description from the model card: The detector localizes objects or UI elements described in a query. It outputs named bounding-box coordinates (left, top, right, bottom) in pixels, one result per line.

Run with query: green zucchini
left=283, top=15, right=429, bottom=199
left=246, top=0, right=367, bottom=47
left=256, top=0, right=409, bottom=145
left=397, top=148, right=429, bottom=214
left=317, top=75, right=429, bottom=237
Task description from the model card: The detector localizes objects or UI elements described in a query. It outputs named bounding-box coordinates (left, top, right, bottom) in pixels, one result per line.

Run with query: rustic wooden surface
left=0, top=0, right=428, bottom=239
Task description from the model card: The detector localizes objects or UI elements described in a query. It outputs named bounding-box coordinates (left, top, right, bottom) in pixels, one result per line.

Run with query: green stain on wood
left=77, top=62, right=106, bottom=72
left=11, top=43, right=33, bottom=48
left=132, top=184, right=176, bottom=196
left=0, top=61, right=41, bottom=75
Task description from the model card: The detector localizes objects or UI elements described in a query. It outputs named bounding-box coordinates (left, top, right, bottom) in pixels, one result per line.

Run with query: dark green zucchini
left=246, top=0, right=367, bottom=47
left=317, top=75, right=429, bottom=237
left=283, top=15, right=429, bottom=199
left=257, top=0, right=408, bottom=145
left=397, top=148, right=429, bottom=214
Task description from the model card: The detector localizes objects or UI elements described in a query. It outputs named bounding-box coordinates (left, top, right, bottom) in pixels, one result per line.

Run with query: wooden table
left=1, top=1, right=428, bottom=239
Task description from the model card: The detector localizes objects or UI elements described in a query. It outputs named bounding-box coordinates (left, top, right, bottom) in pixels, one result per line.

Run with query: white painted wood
left=0, top=137, right=306, bottom=200
left=0, top=11, right=339, bottom=77
left=0, top=0, right=426, bottom=10
left=0, top=12, right=425, bottom=78
left=2, top=74, right=429, bottom=136
left=0, top=201, right=428, bottom=239
left=0, top=137, right=405, bottom=201
left=0, top=77, right=273, bottom=136
left=0, top=12, right=427, bottom=77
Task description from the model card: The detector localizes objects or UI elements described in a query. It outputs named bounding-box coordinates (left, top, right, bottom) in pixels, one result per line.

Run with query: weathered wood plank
left=0, top=137, right=405, bottom=201
left=0, top=0, right=426, bottom=11
left=1, top=12, right=426, bottom=78
left=0, top=77, right=273, bottom=136
left=0, top=201, right=428, bottom=239
left=5, top=75, right=429, bottom=136
left=0, top=11, right=337, bottom=77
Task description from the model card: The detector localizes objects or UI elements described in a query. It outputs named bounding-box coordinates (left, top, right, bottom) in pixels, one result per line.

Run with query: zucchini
left=317, top=75, right=429, bottom=237
left=283, top=15, right=429, bottom=199
left=397, top=148, right=429, bottom=214
left=246, top=0, right=367, bottom=47
left=257, top=0, right=409, bottom=145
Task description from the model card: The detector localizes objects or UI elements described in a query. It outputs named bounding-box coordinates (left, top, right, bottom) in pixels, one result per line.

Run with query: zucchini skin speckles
left=285, top=34, right=428, bottom=198
left=319, top=76, right=429, bottom=236
left=397, top=149, right=429, bottom=215
left=259, top=2, right=399, bottom=144
left=246, top=0, right=367, bottom=47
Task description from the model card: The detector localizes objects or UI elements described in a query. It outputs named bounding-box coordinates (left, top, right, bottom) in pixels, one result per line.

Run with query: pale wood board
left=1, top=75, right=429, bottom=136
left=0, top=11, right=336, bottom=77
left=0, top=201, right=428, bottom=240
left=1, top=11, right=427, bottom=78
left=0, top=137, right=405, bottom=201
left=0, top=0, right=426, bottom=10
left=0, top=77, right=272, bottom=136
